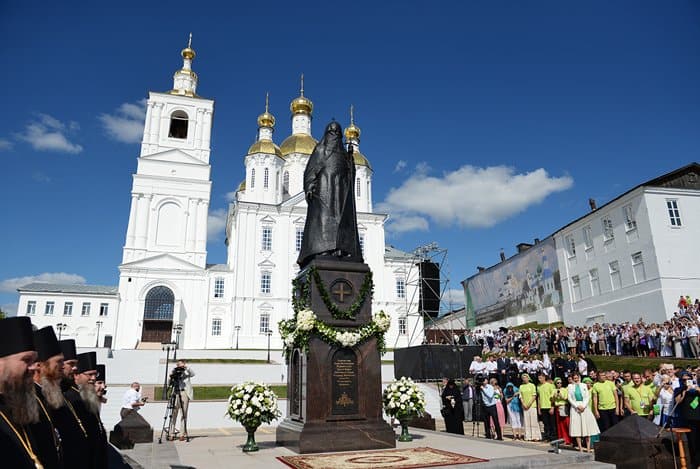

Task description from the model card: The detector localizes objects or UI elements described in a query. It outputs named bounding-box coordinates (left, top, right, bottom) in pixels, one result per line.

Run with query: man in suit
left=496, top=352, right=511, bottom=388
left=0, top=317, right=42, bottom=468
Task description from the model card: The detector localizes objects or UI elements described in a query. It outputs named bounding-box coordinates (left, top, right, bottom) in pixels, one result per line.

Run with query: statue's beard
left=80, top=384, right=101, bottom=415
left=0, top=368, right=39, bottom=425
left=40, top=376, right=65, bottom=410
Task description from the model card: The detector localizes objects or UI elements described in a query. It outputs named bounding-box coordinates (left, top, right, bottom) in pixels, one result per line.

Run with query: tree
left=0, top=308, right=6, bottom=319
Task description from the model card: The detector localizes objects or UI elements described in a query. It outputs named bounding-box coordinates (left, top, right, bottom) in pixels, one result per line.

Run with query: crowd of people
left=431, top=296, right=700, bottom=359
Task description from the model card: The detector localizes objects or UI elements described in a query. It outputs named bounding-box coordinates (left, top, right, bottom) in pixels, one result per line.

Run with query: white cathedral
left=17, top=39, right=424, bottom=351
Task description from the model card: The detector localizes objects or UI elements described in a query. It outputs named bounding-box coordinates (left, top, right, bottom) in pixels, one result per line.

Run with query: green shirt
left=591, top=380, right=617, bottom=411
left=553, top=387, right=568, bottom=407
left=537, top=382, right=556, bottom=409
left=520, top=383, right=537, bottom=408
left=624, top=384, right=654, bottom=416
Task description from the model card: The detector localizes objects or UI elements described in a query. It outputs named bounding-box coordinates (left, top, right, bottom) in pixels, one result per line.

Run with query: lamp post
left=172, top=324, right=183, bottom=361
left=234, top=325, right=241, bottom=350
left=161, top=343, right=175, bottom=400
left=95, top=321, right=103, bottom=348
left=265, top=329, right=273, bottom=364
left=56, top=323, right=67, bottom=340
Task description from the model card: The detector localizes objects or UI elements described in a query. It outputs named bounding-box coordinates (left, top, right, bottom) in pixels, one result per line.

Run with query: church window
left=264, top=168, right=270, bottom=189
left=631, top=252, right=646, bottom=283
left=396, top=277, right=406, bottom=299
left=99, top=303, right=109, bottom=316
left=667, top=199, right=682, bottom=226
left=259, top=313, right=270, bottom=334
left=276, top=171, right=279, bottom=191
left=144, top=286, right=174, bottom=320
left=261, top=227, right=272, bottom=251
left=359, top=234, right=365, bottom=257
left=571, top=275, right=581, bottom=302
left=26, top=301, right=36, bottom=315
left=168, top=110, right=189, bottom=139
left=589, top=269, right=600, bottom=296
left=81, top=302, right=91, bottom=316
left=295, top=228, right=303, bottom=252
left=565, top=234, right=576, bottom=258
left=64, top=302, right=73, bottom=316
left=582, top=225, right=593, bottom=250
left=211, top=318, right=222, bottom=336
left=260, top=271, right=271, bottom=294
left=356, top=178, right=361, bottom=198
left=45, top=301, right=55, bottom=315
left=602, top=215, right=614, bottom=241
left=251, top=169, right=256, bottom=188
left=214, top=278, right=225, bottom=298
left=283, top=172, right=290, bottom=195
left=398, top=316, right=407, bottom=335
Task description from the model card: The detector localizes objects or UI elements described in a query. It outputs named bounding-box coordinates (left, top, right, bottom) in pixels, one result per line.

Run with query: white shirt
left=578, top=359, right=588, bottom=375
left=469, top=360, right=486, bottom=374
left=484, top=361, right=497, bottom=373
left=122, top=388, right=142, bottom=411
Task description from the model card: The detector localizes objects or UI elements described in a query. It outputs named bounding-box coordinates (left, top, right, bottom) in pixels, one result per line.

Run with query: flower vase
left=242, top=424, right=259, bottom=452
left=398, top=418, right=412, bottom=442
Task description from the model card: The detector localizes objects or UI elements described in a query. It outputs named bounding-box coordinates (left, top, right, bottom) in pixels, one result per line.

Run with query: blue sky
left=1, top=1, right=699, bottom=314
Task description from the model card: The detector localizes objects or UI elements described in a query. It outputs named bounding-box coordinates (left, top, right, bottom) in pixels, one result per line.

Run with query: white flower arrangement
left=372, top=310, right=391, bottom=332
left=227, top=381, right=281, bottom=428
left=296, top=309, right=316, bottom=331
left=382, top=376, right=426, bottom=419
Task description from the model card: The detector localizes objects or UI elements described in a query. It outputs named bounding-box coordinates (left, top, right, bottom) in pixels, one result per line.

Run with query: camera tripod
left=158, top=382, right=189, bottom=444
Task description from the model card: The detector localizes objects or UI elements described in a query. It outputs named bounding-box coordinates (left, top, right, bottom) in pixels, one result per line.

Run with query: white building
left=554, top=163, right=700, bottom=326
left=16, top=39, right=423, bottom=350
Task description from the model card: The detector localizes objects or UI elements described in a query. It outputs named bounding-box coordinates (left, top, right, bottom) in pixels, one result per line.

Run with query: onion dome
left=257, top=92, right=276, bottom=128
left=170, top=33, right=198, bottom=97
left=247, top=93, right=282, bottom=157
left=353, top=151, right=371, bottom=169
left=345, top=105, right=370, bottom=168
left=290, top=74, right=313, bottom=116
left=247, top=140, right=282, bottom=158
left=237, top=180, right=246, bottom=192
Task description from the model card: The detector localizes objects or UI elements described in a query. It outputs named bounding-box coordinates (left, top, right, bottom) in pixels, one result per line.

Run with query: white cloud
left=0, top=272, right=87, bottom=293
left=0, top=138, right=12, bottom=151
left=1, top=303, right=17, bottom=316
left=99, top=99, right=146, bottom=143
left=379, top=164, right=573, bottom=234
left=207, top=208, right=228, bottom=242
left=16, top=113, right=83, bottom=154
left=443, top=288, right=466, bottom=309
left=224, top=191, right=237, bottom=202
left=32, top=172, right=51, bottom=183
left=393, top=160, right=407, bottom=173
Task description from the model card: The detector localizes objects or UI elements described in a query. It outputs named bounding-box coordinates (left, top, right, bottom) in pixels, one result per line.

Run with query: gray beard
left=0, top=372, right=39, bottom=425
left=40, top=376, right=65, bottom=410
left=79, top=385, right=101, bottom=415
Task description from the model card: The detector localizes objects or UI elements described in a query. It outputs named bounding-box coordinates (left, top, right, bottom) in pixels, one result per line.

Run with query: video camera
left=169, top=366, right=186, bottom=387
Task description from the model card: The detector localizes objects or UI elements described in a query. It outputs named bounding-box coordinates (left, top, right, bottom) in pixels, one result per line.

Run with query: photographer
left=121, top=382, right=146, bottom=419
left=169, top=359, right=195, bottom=441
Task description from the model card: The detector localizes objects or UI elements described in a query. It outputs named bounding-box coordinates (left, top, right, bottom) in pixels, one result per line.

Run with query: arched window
left=251, top=168, right=256, bottom=188
left=283, top=171, right=290, bottom=195
left=264, top=168, right=270, bottom=189
left=144, top=286, right=174, bottom=320
left=356, top=178, right=361, bottom=198
left=168, top=110, right=189, bottom=139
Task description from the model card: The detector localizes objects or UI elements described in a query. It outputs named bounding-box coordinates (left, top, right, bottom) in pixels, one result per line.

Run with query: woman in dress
left=568, top=372, right=600, bottom=452
left=441, top=378, right=464, bottom=435
left=490, top=378, right=507, bottom=431
left=504, top=382, right=523, bottom=440
left=519, top=373, right=541, bottom=441
left=654, top=376, right=674, bottom=427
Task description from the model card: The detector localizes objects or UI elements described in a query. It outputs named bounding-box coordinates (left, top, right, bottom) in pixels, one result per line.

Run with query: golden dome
left=352, top=149, right=371, bottom=169
left=247, top=140, right=283, bottom=158
left=257, top=112, right=275, bottom=128
left=290, top=95, right=313, bottom=115
left=345, top=123, right=361, bottom=140
left=181, top=33, right=195, bottom=60
left=280, top=134, right=317, bottom=156
left=237, top=180, right=246, bottom=192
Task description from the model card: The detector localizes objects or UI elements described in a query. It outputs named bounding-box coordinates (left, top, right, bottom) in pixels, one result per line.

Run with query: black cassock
left=0, top=396, right=41, bottom=469
left=441, top=385, right=464, bottom=435
left=29, top=384, right=63, bottom=469
left=297, top=122, right=362, bottom=268
left=64, top=384, right=107, bottom=469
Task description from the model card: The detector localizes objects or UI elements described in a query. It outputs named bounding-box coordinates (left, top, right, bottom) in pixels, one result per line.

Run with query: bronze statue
left=297, top=121, right=363, bottom=268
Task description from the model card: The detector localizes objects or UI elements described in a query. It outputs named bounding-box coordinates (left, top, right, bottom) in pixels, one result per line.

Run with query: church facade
left=17, top=40, right=424, bottom=350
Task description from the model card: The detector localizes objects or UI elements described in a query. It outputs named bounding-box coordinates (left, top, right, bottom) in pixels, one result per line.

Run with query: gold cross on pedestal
left=331, top=282, right=352, bottom=303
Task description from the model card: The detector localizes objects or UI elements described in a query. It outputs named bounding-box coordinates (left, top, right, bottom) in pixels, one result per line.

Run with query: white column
left=196, top=199, right=209, bottom=252
left=152, top=103, right=164, bottom=146
left=186, top=198, right=198, bottom=252
left=125, top=193, right=139, bottom=248
left=135, top=194, right=153, bottom=249
left=202, top=110, right=212, bottom=149
left=194, top=108, right=204, bottom=150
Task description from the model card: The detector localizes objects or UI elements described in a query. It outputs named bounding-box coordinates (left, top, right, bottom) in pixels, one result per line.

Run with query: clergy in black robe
left=69, top=352, right=107, bottom=469
left=57, top=340, right=92, bottom=469
left=297, top=121, right=362, bottom=268
left=441, top=379, right=464, bottom=435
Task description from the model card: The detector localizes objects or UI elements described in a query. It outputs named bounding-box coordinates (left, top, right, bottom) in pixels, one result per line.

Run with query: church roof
left=385, top=245, right=414, bottom=260
left=206, top=264, right=231, bottom=272
left=280, top=134, right=317, bottom=156
left=17, top=283, right=118, bottom=295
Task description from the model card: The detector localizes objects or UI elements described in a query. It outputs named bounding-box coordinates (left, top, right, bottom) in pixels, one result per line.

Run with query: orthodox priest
left=0, top=316, right=43, bottom=468
left=297, top=121, right=362, bottom=269
left=56, top=340, right=90, bottom=468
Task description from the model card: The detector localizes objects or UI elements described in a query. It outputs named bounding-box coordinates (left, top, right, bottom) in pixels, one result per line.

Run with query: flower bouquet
left=382, top=376, right=426, bottom=442
left=226, top=382, right=281, bottom=452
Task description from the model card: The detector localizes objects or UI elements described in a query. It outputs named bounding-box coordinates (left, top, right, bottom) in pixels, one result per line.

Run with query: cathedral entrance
left=142, top=286, right=174, bottom=343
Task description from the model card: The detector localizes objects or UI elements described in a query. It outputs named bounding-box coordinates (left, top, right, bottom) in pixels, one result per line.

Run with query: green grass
left=509, top=321, right=565, bottom=331
left=154, top=385, right=288, bottom=401
left=590, top=355, right=699, bottom=374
